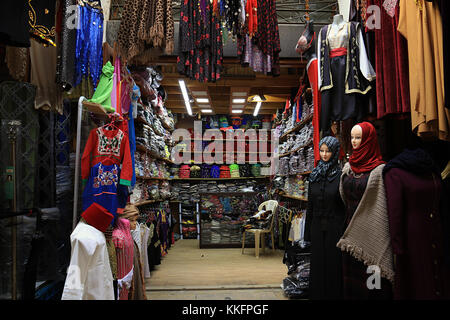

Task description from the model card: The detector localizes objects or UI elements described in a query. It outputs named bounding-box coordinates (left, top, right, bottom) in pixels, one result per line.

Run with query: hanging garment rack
left=72, top=96, right=109, bottom=230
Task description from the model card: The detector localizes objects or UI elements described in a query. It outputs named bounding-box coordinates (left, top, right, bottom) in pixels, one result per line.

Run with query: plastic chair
left=242, top=200, right=278, bottom=258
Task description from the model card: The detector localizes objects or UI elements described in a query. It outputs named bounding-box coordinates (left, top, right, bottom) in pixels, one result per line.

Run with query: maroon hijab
left=349, top=122, right=385, bottom=174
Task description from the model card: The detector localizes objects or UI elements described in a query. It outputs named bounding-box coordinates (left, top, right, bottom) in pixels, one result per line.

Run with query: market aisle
left=145, top=239, right=289, bottom=300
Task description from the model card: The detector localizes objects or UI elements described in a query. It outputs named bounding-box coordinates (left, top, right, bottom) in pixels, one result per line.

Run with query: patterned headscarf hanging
left=309, top=136, right=341, bottom=182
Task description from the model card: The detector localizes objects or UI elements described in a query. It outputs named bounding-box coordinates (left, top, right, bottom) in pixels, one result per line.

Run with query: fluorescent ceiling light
left=253, top=102, right=262, bottom=117
left=231, top=110, right=243, bottom=114
left=196, top=98, right=209, bottom=103
left=201, top=109, right=213, bottom=113
left=232, top=98, right=246, bottom=104
left=178, top=79, right=192, bottom=116
left=232, top=92, right=247, bottom=97
left=192, top=91, right=208, bottom=95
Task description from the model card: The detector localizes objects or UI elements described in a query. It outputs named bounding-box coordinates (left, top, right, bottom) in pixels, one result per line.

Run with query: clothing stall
left=0, top=0, right=449, bottom=303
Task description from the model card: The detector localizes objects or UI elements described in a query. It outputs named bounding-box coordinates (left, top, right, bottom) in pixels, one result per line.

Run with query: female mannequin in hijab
left=304, top=136, right=345, bottom=299
left=337, top=122, right=393, bottom=300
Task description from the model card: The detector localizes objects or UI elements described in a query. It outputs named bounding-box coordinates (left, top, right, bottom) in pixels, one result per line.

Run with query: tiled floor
left=145, top=239, right=290, bottom=300
left=146, top=287, right=288, bottom=300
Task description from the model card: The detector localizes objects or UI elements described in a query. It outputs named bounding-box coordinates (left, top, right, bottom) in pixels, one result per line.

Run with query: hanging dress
left=177, top=0, right=223, bottom=82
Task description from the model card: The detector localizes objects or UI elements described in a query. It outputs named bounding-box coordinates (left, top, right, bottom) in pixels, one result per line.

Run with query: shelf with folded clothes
left=275, top=140, right=313, bottom=158
left=136, top=175, right=170, bottom=180
left=186, top=151, right=273, bottom=154
left=278, top=192, right=308, bottom=202
left=133, top=199, right=167, bottom=206
left=276, top=171, right=312, bottom=177
left=170, top=176, right=270, bottom=181
left=191, top=138, right=273, bottom=143
left=278, top=114, right=313, bottom=143
left=135, top=144, right=174, bottom=164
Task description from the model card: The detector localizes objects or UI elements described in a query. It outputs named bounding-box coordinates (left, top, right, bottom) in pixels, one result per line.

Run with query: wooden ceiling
left=157, top=57, right=307, bottom=116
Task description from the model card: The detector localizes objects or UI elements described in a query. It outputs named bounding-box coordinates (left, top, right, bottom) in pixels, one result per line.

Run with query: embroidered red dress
left=81, top=126, right=133, bottom=186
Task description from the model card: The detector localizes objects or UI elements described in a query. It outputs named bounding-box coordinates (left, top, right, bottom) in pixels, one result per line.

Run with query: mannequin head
left=348, top=121, right=385, bottom=174
left=121, top=204, right=140, bottom=230
left=351, top=125, right=363, bottom=149
left=319, top=143, right=333, bottom=162
left=295, top=20, right=315, bottom=56
left=309, top=136, right=341, bottom=183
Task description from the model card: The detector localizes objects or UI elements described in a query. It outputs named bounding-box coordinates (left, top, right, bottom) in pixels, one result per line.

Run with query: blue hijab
left=309, top=136, right=341, bottom=183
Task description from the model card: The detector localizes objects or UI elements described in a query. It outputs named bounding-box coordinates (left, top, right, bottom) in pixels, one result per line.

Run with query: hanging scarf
left=349, top=121, right=385, bottom=174
left=309, top=136, right=341, bottom=183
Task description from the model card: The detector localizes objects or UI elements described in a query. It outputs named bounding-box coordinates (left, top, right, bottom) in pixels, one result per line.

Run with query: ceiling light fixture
left=250, top=94, right=267, bottom=102
left=232, top=110, right=243, bottom=114
left=232, top=98, right=246, bottom=104
left=201, top=109, right=213, bottom=113
left=178, top=79, right=192, bottom=116
left=196, top=98, right=209, bottom=103
left=253, top=102, right=262, bottom=117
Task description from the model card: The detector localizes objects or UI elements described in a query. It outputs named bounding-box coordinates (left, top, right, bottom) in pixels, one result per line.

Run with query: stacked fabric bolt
left=170, top=183, right=180, bottom=200
left=206, top=181, right=219, bottom=193
left=201, top=164, right=211, bottom=178
left=219, top=165, right=231, bottom=178
left=289, top=154, right=300, bottom=175
left=190, top=164, right=201, bottom=178
left=306, top=146, right=314, bottom=172
left=225, top=182, right=237, bottom=192
left=278, top=157, right=290, bottom=176
left=210, top=165, right=220, bottom=178
left=229, top=164, right=240, bottom=178
left=239, top=164, right=251, bottom=177
left=261, top=164, right=271, bottom=176
left=159, top=180, right=171, bottom=199
left=179, top=165, right=190, bottom=178
left=170, top=165, right=180, bottom=178
left=298, top=149, right=305, bottom=173
left=197, top=182, right=209, bottom=194
left=251, top=164, right=261, bottom=177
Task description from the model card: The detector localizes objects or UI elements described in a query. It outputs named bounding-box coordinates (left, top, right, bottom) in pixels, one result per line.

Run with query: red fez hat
left=81, top=203, right=114, bottom=233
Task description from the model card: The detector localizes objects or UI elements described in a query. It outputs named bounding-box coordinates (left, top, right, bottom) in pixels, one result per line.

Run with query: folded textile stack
left=289, top=154, right=300, bottom=175
left=159, top=180, right=171, bottom=199
left=251, top=164, right=261, bottom=177
left=260, top=164, right=271, bottom=176
left=239, top=164, right=251, bottom=177
left=229, top=164, right=240, bottom=178
left=190, top=164, right=201, bottom=178
left=278, top=157, right=290, bottom=176
left=170, top=165, right=180, bottom=178
left=210, top=165, right=220, bottom=178
left=219, top=165, right=231, bottom=178
left=179, top=165, right=190, bottom=178
left=201, top=164, right=212, bottom=178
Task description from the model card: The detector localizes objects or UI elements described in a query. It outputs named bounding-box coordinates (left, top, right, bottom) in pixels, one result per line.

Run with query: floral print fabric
left=177, top=0, right=223, bottom=82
